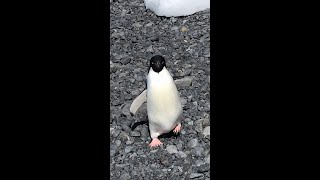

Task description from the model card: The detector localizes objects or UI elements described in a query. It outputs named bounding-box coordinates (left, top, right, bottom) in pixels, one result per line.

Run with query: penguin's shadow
left=158, top=131, right=180, bottom=139
left=130, top=120, right=180, bottom=139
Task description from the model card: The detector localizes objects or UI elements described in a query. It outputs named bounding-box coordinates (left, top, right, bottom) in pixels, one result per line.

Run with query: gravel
left=110, top=0, right=212, bottom=179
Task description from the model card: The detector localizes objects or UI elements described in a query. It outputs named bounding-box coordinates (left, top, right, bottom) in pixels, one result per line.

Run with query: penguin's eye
left=151, top=62, right=154, bottom=64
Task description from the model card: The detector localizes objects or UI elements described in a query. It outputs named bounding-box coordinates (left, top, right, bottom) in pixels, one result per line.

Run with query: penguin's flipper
left=130, top=89, right=147, bottom=116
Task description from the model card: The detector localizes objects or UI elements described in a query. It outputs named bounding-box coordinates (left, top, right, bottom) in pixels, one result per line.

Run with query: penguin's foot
left=173, top=123, right=182, bottom=134
left=149, top=138, right=163, bottom=147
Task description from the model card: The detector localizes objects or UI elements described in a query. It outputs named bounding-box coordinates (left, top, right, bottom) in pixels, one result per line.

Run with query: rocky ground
left=110, top=0, right=213, bottom=179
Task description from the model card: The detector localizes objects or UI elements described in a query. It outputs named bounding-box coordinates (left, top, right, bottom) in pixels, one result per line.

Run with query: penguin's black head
left=150, top=55, right=166, bottom=73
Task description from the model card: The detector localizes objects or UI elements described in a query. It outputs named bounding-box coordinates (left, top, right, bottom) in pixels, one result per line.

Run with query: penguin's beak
left=156, top=62, right=161, bottom=68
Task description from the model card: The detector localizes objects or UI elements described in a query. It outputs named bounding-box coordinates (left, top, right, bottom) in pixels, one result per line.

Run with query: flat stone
left=178, top=151, right=187, bottom=158
left=124, top=146, right=134, bottom=153
left=181, top=98, right=187, bottom=106
left=120, top=173, right=131, bottom=180
left=205, top=154, right=210, bottom=164
left=132, top=22, right=143, bottom=28
left=190, top=173, right=204, bottom=179
left=150, top=36, right=159, bottom=42
left=202, top=126, right=210, bottom=137
left=192, top=147, right=204, bottom=157
left=166, top=145, right=178, bottom=154
left=115, top=140, right=121, bottom=146
left=175, top=76, right=193, bottom=87
left=187, top=138, right=199, bottom=148
left=159, top=157, right=170, bottom=166
left=121, top=103, right=131, bottom=117
left=197, top=164, right=210, bottom=173
left=181, top=26, right=188, bottom=32
left=146, top=45, right=153, bottom=52
left=130, top=130, right=141, bottom=137
left=145, top=22, right=153, bottom=27
left=171, top=26, right=179, bottom=31
left=200, top=34, right=210, bottom=43
left=194, top=120, right=203, bottom=133
left=121, top=124, right=131, bottom=133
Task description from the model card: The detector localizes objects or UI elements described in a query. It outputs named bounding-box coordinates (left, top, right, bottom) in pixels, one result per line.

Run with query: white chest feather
left=147, top=67, right=182, bottom=130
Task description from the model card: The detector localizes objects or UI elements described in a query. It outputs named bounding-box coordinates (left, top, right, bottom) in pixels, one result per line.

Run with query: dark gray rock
left=187, top=138, right=199, bottom=148
left=110, top=149, right=117, bottom=157
left=190, top=173, right=204, bottom=179
left=159, top=156, right=170, bottom=167
left=197, top=164, right=210, bottom=173
left=118, top=132, right=130, bottom=142
left=146, top=45, right=154, bottom=52
left=115, top=140, right=121, bottom=147
left=178, top=151, right=187, bottom=158
left=124, top=146, right=134, bottom=153
left=202, top=126, right=210, bottom=137
left=192, top=147, right=204, bottom=157
left=205, top=154, right=210, bottom=164
left=166, top=145, right=178, bottom=154
left=150, top=36, right=159, bottom=42
left=120, top=173, right=131, bottom=180
left=194, top=119, right=203, bottom=133
left=121, top=56, right=131, bottom=65
left=175, top=76, right=193, bottom=87
left=112, top=129, right=121, bottom=138
left=121, top=124, right=131, bottom=133
left=130, top=130, right=141, bottom=137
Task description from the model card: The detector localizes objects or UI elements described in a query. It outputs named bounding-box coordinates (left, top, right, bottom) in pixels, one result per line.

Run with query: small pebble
left=181, top=26, right=188, bottom=32
left=132, top=22, right=143, bottom=28
left=203, top=126, right=210, bottom=137
left=171, top=26, right=179, bottom=31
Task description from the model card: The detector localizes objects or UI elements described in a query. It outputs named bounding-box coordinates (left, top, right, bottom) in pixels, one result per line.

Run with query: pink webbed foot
left=149, top=138, right=163, bottom=147
left=173, top=123, right=182, bottom=134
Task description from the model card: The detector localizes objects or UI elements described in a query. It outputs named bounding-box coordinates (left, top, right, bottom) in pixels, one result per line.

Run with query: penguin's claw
left=173, top=123, right=182, bottom=134
left=149, top=138, right=163, bottom=147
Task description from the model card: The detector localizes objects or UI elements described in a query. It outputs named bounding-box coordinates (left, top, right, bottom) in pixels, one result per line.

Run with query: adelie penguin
left=130, top=55, right=183, bottom=147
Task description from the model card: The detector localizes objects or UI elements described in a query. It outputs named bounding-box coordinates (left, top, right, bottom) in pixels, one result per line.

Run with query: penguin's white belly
left=147, top=69, right=182, bottom=132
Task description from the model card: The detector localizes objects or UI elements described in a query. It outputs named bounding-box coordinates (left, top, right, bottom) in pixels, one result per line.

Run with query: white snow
left=144, top=0, right=210, bottom=17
